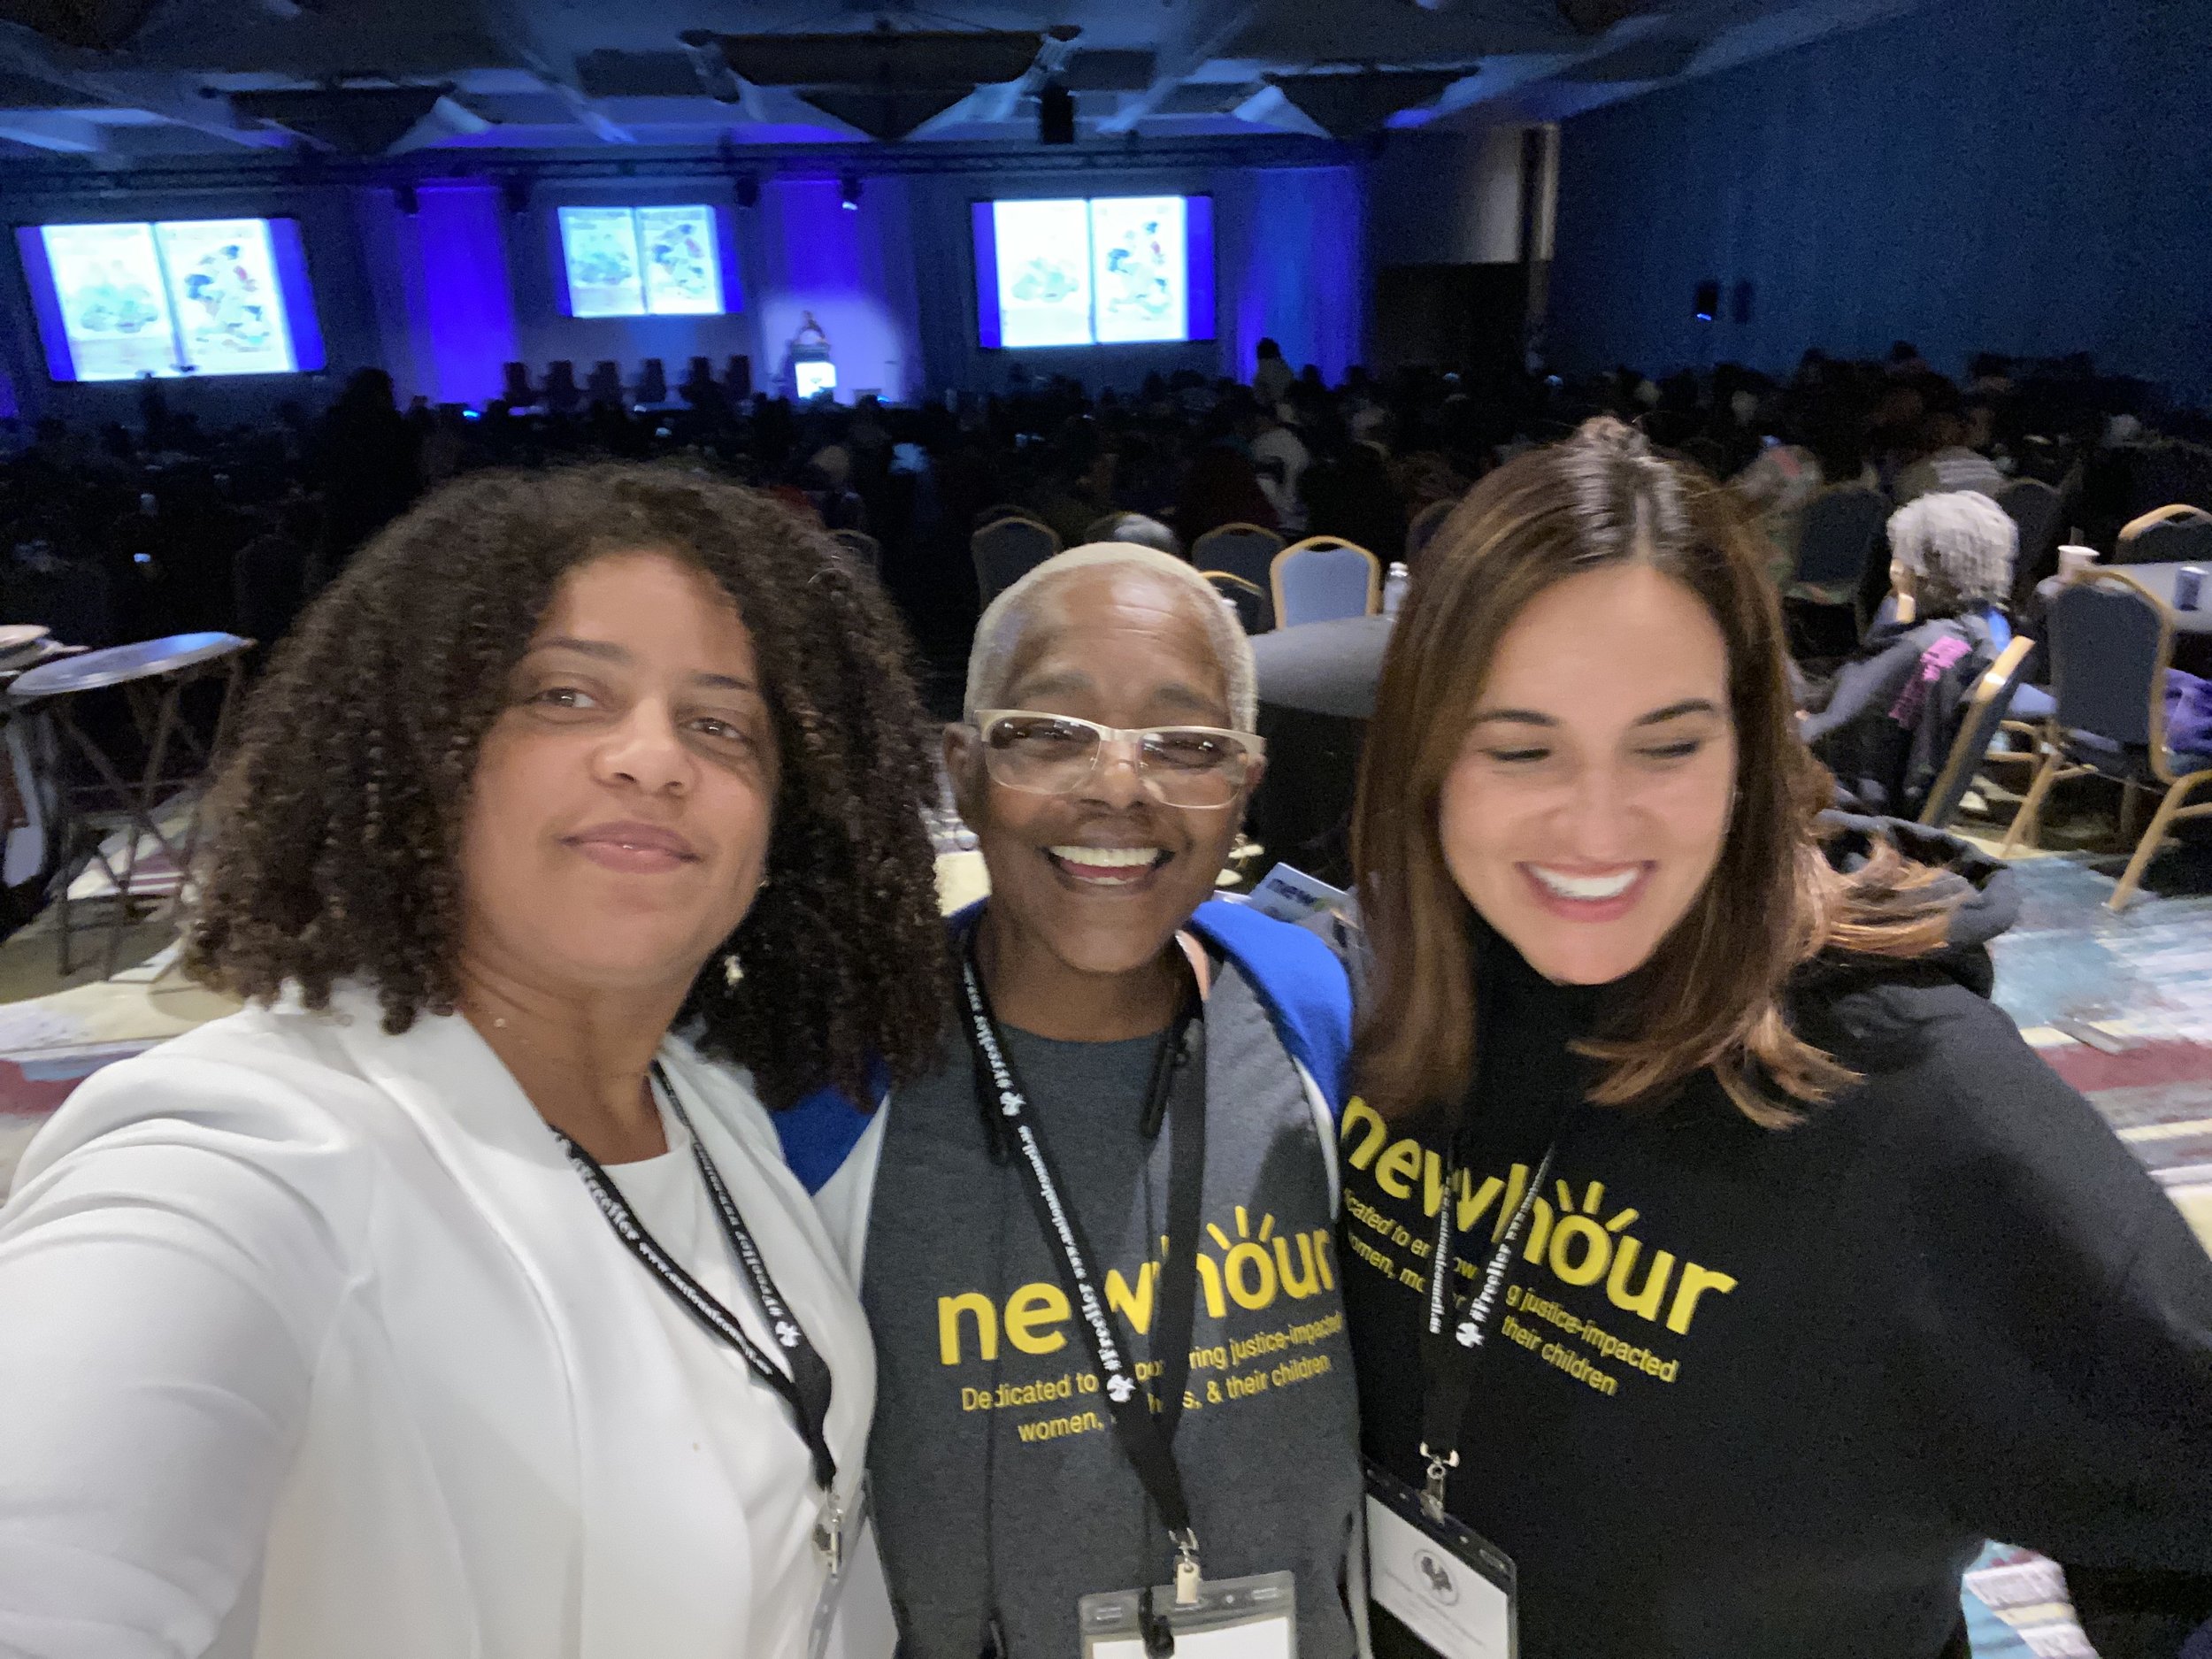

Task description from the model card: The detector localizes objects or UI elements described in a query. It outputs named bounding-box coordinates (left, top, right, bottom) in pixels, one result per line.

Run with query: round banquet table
left=1248, top=617, right=1394, bottom=889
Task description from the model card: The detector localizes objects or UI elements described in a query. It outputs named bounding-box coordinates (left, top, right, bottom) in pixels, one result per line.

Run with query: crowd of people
left=0, top=377, right=2206, bottom=1659
left=8, top=338, right=2203, bottom=718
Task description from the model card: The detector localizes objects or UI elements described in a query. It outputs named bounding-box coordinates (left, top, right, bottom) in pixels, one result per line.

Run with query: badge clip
left=1172, top=1528, right=1202, bottom=1608
left=1418, top=1443, right=1459, bottom=1524
left=813, top=1493, right=845, bottom=1577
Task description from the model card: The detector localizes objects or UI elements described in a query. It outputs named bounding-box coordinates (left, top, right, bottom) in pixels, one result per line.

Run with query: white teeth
left=1531, top=865, right=1640, bottom=901
left=1049, top=846, right=1162, bottom=868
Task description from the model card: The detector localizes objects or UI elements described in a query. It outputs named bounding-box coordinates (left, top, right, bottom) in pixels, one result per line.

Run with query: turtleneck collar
left=1469, top=909, right=1618, bottom=1041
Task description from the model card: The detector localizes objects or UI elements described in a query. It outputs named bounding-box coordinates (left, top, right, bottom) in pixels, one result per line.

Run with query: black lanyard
left=1414, top=964, right=1578, bottom=1525
left=956, top=933, right=1210, bottom=1604
left=553, top=1064, right=840, bottom=1503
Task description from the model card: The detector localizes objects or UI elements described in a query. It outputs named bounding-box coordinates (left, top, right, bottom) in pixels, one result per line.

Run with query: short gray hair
left=1104, top=512, right=1183, bottom=557
left=1886, top=490, right=2016, bottom=617
left=964, top=543, right=1257, bottom=731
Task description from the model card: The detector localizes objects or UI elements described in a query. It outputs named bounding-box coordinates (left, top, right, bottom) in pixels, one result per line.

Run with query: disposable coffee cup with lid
left=2057, top=545, right=2099, bottom=580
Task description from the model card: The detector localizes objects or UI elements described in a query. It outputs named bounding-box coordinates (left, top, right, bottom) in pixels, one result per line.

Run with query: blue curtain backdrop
left=1546, top=0, right=2212, bottom=401
left=749, top=175, right=924, bottom=403
left=403, top=180, right=519, bottom=405
left=1227, top=164, right=1364, bottom=387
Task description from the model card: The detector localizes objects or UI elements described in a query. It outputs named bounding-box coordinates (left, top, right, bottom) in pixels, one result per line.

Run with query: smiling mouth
left=1047, top=845, right=1171, bottom=886
left=1527, top=864, right=1642, bottom=901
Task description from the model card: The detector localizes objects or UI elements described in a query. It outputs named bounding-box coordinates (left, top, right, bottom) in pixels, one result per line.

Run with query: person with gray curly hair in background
left=1800, top=490, right=2021, bottom=815
left=1884, top=488, right=2018, bottom=620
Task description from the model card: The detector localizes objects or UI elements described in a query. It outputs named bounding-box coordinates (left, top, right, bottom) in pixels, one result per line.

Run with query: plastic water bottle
left=1382, top=561, right=1410, bottom=617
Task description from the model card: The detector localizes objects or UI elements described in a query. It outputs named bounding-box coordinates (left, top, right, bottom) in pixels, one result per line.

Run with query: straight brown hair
left=1352, top=419, right=1955, bottom=1128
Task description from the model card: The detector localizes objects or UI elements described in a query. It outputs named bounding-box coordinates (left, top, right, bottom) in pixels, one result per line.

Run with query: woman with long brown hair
left=1340, top=419, right=2212, bottom=1659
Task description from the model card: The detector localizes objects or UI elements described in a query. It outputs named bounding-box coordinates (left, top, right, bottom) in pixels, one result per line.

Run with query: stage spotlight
left=841, top=174, right=862, bottom=211
left=1038, top=79, right=1075, bottom=144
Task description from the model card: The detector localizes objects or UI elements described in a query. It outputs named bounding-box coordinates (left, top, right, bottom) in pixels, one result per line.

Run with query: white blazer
left=0, top=987, right=887, bottom=1659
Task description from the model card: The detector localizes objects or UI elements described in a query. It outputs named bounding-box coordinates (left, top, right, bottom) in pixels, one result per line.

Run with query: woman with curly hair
left=0, top=464, right=949, bottom=1659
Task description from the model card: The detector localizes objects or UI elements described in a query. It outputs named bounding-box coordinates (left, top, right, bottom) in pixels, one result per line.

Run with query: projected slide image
left=993, top=199, right=1093, bottom=349
left=636, top=206, right=721, bottom=316
left=157, top=218, right=294, bottom=373
left=39, top=222, right=180, bottom=381
left=559, top=208, right=646, bottom=318
left=1091, top=196, right=1186, bottom=345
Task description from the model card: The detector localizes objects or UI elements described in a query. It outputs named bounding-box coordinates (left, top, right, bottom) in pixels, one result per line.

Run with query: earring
left=723, top=952, right=744, bottom=988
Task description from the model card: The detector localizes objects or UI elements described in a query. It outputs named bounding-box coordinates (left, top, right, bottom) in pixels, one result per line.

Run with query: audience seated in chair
left=1799, top=490, right=2018, bottom=817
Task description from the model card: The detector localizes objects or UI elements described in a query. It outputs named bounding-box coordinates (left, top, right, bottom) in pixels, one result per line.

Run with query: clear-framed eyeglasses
left=970, top=710, right=1265, bottom=810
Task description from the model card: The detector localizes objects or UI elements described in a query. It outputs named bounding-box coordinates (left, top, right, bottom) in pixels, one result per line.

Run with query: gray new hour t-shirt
left=861, top=961, right=1363, bottom=1658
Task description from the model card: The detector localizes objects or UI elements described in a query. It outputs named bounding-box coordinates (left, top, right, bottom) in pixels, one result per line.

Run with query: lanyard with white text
left=1414, top=965, right=1580, bottom=1525
left=552, top=1065, right=843, bottom=1552
left=956, top=935, right=1211, bottom=1609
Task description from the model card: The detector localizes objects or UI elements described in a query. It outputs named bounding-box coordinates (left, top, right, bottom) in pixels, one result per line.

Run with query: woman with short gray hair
left=780, top=543, right=1367, bottom=1659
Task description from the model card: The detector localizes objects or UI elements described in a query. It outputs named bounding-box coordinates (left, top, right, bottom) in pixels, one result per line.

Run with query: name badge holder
left=1079, top=1568, right=1300, bottom=1659
left=1363, top=1468, right=1512, bottom=1659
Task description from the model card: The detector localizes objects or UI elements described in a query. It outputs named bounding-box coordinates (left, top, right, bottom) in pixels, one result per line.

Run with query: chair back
left=2113, top=504, right=2212, bottom=566
left=974, top=503, right=1041, bottom=533
left=587, top=360, right=623, bottom=403
left=1271, top=537, right=1379, bottom=628
left=1406, top=497, right=1457, bottom=569
left=1792, top=486, right=1889, bottom=590
left=637, top=358, right=668, bottom=403
left=830, top=529, right=880, bottom=571
left=543, top=361, right=580, bottom=411
left=2047, top=572, right=2168, bottom=749
left=501, top=361, right=534, bottom=404
left=1191, top=524, right=1285, bottom=623
left=971, top=516, right=1063, bottom=603
left=1202, top=572, right=1267, bottom=635
left=1916, top=636, right=2035, bottom=829
left=1996, top=478, right=2062, bottom=606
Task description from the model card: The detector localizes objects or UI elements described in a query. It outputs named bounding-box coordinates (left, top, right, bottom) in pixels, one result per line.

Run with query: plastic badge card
left=1244, top=864, right=1346, bottom=925
left=1079, top=1571, right=1298, bottom=1659
left=1364, top=1465, right=1515, bottom=1659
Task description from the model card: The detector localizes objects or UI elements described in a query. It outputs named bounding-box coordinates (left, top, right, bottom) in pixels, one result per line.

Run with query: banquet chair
left=1997, top=478, right=2063, bottom=611
left=2001, top=571, right=2212, bottom=910
left=1786, top=486, right=1889, bottom=608
left=972, top=516, right=1063, bottom=604
left=501, top=362, right=535, bottom=406
left=1203, top=572, right=1267, bottom=635
left=974, top=503, right=1042, bottom=533
left=1271, top=537, right=1379, bottom=629
left=542, top=361, right=580, bottom=415
left=636, top=358, right=668, bottom=405
left=586, top=360, right=623, bottom=404
left=1191, top=524, right=1285, bottom=628
left=1406, top=497, right=1458, bottom=571
left=1916, top=637, right=2038, bottom=831
left=2112, top=503, right=2212, bottom=567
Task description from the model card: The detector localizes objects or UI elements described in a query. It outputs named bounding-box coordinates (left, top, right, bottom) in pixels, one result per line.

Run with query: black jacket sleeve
left=1844, top=988, right=2212, bottom=1582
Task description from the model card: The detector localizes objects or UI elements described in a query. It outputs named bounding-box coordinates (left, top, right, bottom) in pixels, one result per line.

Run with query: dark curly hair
left=184, top=462, right=949, bottom=1108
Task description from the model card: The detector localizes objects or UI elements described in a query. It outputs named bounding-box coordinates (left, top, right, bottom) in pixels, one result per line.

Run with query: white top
left=0, top=987, right=891, bottom=1659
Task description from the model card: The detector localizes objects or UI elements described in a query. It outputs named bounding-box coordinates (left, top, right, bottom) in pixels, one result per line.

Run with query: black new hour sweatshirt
left=1339, top=833, right=2212, bottom=1659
